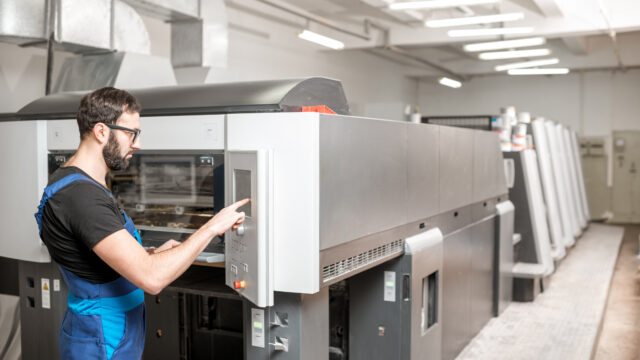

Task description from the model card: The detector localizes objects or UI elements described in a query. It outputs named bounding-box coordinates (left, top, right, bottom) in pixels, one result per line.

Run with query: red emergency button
left=234, top=280, right=246, bottom=289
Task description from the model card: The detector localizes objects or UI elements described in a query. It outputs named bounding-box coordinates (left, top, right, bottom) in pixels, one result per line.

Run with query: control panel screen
left=234, top=169, right=252, bottom=217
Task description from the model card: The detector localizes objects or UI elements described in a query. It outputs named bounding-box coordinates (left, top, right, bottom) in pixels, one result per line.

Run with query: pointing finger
left=228, top=198, right=250, bottom=210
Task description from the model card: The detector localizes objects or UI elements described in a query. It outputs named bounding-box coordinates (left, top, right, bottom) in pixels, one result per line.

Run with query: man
left=34, top=87, right=248, bottom=360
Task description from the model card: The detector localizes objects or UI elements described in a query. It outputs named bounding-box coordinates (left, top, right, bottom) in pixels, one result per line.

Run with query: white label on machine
left=41, top=278, right=50, bottom=309
left=384, top=271, right=396, bottom=302
left=251, top=308, right=265, bottom=348
left=53, top=279, right=60, bottom=292
left=203, top=122, right=218, bottom=142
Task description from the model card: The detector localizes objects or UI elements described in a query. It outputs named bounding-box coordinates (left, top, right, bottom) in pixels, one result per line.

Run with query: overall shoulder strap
left=35, top=173, right=112, bottom=237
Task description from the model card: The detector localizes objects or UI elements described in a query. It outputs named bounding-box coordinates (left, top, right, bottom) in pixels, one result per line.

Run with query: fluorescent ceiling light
left=508, top=68, right=570, bottom=75
left=495, top=58, right=559, bottom=71
left=298, top=30, right=344, bottom=50
left=439, top=77, right=462, bottom=88
left=479, top=48, right=550, bottom=60
left=448, top=27, right=534, bottom=37
left=390, top=0, right=500, bottom=10
left=464, top=37, right=545, bottom=52
left=426, top=12, right=524, bottom=28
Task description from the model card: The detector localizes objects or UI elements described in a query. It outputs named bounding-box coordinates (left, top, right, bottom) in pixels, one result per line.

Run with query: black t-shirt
left=41, top=166, right=126, bottom=283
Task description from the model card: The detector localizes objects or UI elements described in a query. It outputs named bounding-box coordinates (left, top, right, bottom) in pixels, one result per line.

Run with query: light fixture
left=448, top=27, right=534, bottom=37
left=390, top=0, right=500, bottom=10
left=479, top=48, right=550, bottom=60
left=495, top=58, right=559, bottom=71
left=425, top=12, right=524, bottom=28
left=438, top=77, right=462, bottom=88
left=464, top=37, right=545, bottom=52
left=508, top=68, right=570, bottom=75
left=298, top=30, right=344, bottom=50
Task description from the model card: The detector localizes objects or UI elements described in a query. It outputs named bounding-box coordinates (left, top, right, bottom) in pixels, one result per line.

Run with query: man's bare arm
left=93, top=199, right=249, bottom=294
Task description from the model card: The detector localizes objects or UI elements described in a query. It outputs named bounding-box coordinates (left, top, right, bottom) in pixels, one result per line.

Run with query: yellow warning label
left=43, top=283, right=49, bottom=290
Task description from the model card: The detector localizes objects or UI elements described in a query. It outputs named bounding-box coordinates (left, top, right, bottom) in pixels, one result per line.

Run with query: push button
left=234, top=280, right=246, bottom=289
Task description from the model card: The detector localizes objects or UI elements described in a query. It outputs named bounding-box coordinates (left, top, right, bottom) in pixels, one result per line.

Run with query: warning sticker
left=53, top=279, right=60, bottom=292
left=41, top=278, right=50, bottom=309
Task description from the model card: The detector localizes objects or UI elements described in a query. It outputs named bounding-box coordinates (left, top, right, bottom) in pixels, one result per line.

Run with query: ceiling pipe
left=365, top=19, right=468, bottom=82
left=256, top=0, right=371, bottom=41
left=386, top=45, right=468, bottom=82
left=596, top=0, right=625, bottom=71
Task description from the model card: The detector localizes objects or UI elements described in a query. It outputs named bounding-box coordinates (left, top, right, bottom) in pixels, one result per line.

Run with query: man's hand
left=208, top=198, right=250, bottom=236
left=93, top=199, right=250, bottom=295
left=147, top=239, right=182, bottom=254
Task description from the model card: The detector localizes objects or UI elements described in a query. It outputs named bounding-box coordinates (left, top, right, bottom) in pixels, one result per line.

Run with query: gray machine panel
left=349, top=228, right=444, bottom=360
left=19, top=261, right=68, bottom=360
left=407, top=123, right=440, bottom=221
left=442, top=228, right=472, bottom=360
left=494, top=201, right=515, bottom=316
left=319, top=116, right=408, bottom=250
left=473, top=130, right=505, bottom=203
left=503, top=152, right=538, bottom=263
left=441, top=217, right=497, bottom=360
left=439, top=126, right=474, bottom=213
left=469, top=218, right=495, bottom=337
left=225, top=150, right=273, bottom=307
left=244, top=289, right=329, bottom=360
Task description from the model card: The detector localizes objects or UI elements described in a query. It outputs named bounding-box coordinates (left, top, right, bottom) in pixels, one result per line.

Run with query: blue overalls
left=35, top=173, right=146, bottom=360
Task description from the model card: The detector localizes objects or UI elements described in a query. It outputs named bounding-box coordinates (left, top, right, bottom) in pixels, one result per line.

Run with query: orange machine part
left=301, top=105, right=337, bottom=114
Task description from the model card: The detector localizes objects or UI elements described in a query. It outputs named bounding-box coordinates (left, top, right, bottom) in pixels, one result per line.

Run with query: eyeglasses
left=104, top=123, right=141, bottom=144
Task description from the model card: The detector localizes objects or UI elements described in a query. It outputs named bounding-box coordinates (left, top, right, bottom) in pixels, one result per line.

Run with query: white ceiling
left=234, top=0, right=640, bottom=79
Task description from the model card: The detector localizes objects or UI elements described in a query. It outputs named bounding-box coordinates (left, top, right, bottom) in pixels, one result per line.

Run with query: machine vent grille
left=322, top=239, right=404, bottom=283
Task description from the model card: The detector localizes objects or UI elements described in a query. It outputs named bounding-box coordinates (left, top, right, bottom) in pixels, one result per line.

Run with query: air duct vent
left=322, top=239, right=404, bottom=284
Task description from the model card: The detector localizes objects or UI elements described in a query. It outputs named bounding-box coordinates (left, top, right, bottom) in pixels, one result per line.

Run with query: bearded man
left=34, top=87, right=248, bottom=360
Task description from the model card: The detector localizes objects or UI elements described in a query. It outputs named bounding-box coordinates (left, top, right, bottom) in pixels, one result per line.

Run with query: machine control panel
left=225, top=150, right=273, bottom=307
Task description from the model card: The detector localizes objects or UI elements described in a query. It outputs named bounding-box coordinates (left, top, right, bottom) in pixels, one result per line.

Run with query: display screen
left=234, top=169, right=252, bottom=217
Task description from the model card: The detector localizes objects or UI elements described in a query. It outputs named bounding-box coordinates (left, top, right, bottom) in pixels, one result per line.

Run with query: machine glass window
left=109, top=154, right=223, bottom=232
left=48, top=152, right=223, bottom=234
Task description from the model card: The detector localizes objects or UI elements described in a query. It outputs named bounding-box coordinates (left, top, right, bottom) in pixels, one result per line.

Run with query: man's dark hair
left=76, top=87, right=141, bottom=140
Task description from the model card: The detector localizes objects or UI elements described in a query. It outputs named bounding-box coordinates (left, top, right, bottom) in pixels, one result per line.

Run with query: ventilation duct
left=53, top=52, right=177, bottom=93
left=0, top=0, right=48, bottom=46
left=0, top=0, right=150, bottom=54
left=1, top=0, right=228, bottom=70
left=124, top=0, right=228, bottom=69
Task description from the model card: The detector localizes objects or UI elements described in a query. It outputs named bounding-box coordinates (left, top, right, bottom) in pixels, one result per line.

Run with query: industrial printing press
left=0, top=78, right=513, bottom=360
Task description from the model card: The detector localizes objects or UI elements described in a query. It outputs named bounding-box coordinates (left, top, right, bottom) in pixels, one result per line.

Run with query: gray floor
left=456, top=223, right=624, bottom=360
left=594, top=224, right=640, bottom=360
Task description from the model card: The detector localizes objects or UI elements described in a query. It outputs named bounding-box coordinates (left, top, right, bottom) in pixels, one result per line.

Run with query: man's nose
left=131, top=137, right=141, bottom=150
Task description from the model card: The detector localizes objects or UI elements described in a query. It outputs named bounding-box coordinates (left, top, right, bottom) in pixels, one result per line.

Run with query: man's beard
left=102, top=132, right=130, bottom=171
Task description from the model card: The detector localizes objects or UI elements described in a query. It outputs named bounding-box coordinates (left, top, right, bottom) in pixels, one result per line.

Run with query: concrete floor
left=457, top=223, right=624, bottom=360
left=594, top=224, right=640, bottom=360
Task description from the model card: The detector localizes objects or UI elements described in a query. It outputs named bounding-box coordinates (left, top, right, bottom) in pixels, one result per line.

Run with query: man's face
left=102, top=111, right=141, bottom=171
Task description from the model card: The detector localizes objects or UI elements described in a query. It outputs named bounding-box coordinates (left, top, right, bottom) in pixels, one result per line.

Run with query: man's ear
left=92, top=123, right=109, bottom=144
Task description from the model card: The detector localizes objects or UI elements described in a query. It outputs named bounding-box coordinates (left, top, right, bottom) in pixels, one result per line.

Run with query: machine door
left=225, top=150, right=273, bottom=307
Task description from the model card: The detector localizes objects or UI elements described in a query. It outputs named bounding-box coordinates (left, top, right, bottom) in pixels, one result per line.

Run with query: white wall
left=418, top=69, right=640, bottom=136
